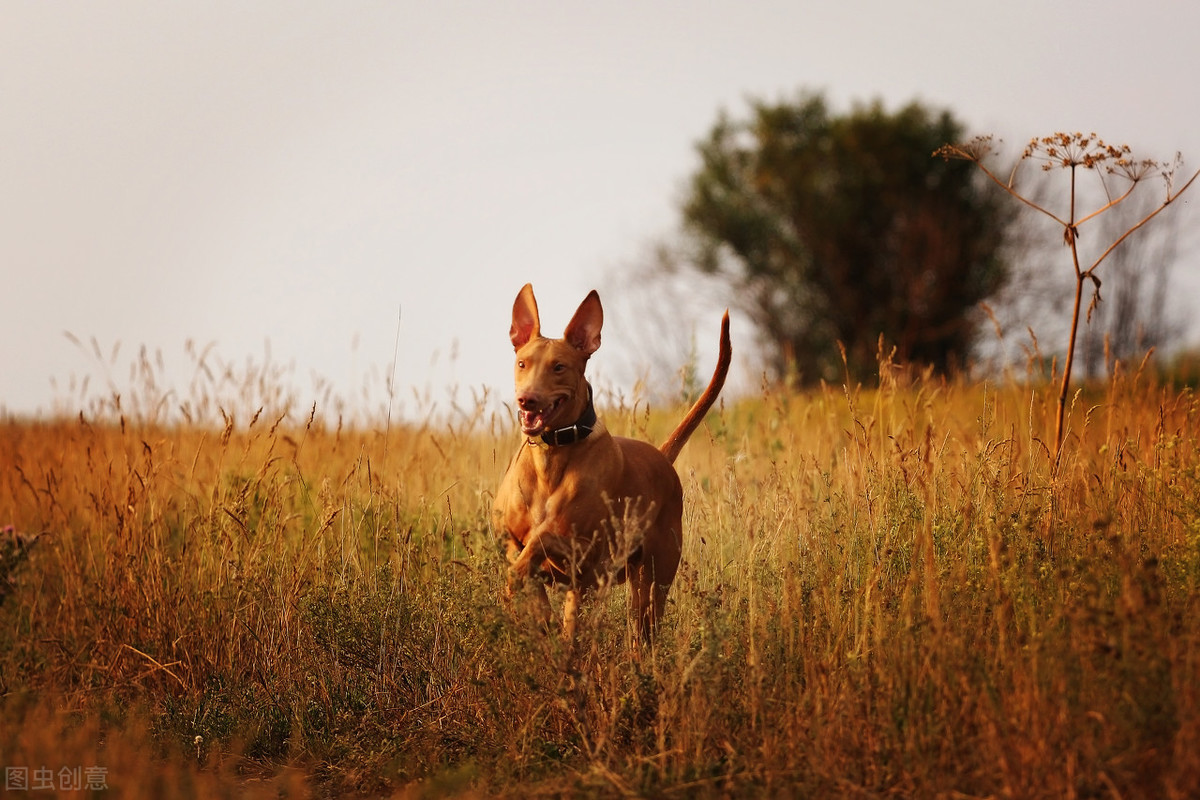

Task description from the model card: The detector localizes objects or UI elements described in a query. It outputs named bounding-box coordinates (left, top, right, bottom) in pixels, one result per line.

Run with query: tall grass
left=2, top=357, right=1198, bottom=797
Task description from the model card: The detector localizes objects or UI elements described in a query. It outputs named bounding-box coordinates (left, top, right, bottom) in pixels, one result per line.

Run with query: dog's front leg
left=508, top=522, right=553, bottom=582
left=510, top=520, right=589, bottom=639
left=504, top=533, right=554, bottom=631
left=507, top=521, right=564, bottom=625
left=562, top=588, right=581, bottom=641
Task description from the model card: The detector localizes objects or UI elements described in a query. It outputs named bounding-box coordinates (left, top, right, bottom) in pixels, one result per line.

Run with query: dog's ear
left=563, top=290, right=603, bottom=356
left=510, top=283, right=541, bottom=350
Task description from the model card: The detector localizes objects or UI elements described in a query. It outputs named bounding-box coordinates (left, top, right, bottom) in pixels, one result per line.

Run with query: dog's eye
left=553, top=362, right=566, bottom=374
left=517, top=360, right=526, bottom=369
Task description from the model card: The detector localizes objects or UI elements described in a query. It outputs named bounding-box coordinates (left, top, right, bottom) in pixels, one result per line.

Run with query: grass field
left=2, top=362, right=1198, bottom=798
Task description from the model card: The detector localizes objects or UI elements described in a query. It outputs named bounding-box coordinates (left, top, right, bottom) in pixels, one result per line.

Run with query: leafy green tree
left=680, top=92, right=1012, bottom=384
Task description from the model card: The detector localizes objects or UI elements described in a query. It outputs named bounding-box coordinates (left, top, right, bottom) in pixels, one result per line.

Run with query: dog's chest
left=500, top=449, right=613, bottom=537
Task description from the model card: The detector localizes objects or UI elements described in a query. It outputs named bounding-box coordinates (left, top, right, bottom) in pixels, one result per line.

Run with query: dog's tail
left=660, top=311, right=732, bottom=464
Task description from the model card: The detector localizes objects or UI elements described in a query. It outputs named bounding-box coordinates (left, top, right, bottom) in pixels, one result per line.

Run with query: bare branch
left=1087, top=165, right=1200, bottom=275
left=938, top=143, right=1068, bottom=227
left=1075, top=179, right=1141, bottom=228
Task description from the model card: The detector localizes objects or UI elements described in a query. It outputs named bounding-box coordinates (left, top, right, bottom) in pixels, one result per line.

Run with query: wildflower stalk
left=937, top=133, right=1200, bottom=467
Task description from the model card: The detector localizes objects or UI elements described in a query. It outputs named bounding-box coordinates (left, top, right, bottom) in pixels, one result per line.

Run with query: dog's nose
left=516, top=393, right=540, bottom=411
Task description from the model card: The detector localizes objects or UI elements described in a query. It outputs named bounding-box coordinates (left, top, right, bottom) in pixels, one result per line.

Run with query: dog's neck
left=530, top=384, right=596, bottom=447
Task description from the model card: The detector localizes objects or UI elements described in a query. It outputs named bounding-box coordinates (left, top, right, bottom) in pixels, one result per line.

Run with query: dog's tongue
left=519, top=397, right=561, bottom=435
left=520, top=409, right=545, bottom=435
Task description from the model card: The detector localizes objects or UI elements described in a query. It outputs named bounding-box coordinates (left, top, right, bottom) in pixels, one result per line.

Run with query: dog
left=492, top=283, right=731, bottom=641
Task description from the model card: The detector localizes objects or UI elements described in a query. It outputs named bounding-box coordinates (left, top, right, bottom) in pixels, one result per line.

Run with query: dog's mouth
left=519, top=397, right=562, bottom=436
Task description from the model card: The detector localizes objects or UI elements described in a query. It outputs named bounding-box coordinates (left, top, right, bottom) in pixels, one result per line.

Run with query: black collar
left=537, top=386, right=597, bottom=447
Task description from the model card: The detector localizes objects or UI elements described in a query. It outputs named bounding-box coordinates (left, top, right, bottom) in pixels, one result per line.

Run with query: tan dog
left=493, top=283, right=731, bottom=641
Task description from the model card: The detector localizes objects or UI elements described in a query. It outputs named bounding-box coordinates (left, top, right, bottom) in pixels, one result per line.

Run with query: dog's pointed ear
left=563, top=290, right=603, bottom=356
left=510, top=283, right=541, bottom=350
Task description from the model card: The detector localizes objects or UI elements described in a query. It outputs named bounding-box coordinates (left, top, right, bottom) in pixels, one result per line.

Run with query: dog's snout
left=516, top=393, right=540, bottom=411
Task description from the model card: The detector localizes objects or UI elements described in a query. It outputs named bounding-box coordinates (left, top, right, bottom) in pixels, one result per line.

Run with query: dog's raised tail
left=660, top=311, right=732, bottom=464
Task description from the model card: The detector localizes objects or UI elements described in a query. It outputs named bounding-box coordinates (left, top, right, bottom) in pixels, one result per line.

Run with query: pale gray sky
left=3, top=1, right=1198, bottom=422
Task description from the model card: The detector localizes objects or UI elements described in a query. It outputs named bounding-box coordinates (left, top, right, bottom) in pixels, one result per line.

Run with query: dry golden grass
left=2, top=361, right=1198, bottom=797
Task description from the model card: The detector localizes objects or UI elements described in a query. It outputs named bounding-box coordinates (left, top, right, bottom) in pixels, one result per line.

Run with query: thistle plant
left=937, top=133, right=1199, bottom=466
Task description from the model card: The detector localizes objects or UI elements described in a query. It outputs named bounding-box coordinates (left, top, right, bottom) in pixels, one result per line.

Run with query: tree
left=679, top=92, right=1012, bottom=385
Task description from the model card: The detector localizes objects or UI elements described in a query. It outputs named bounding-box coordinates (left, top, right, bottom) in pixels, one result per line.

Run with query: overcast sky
left=3, top=1, right=1198, bottom=422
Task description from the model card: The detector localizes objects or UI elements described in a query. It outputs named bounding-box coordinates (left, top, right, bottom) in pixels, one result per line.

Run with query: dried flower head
left=1022, top=132, right=1131, bottom=171
left=933, top=134, right=996, bottom=162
